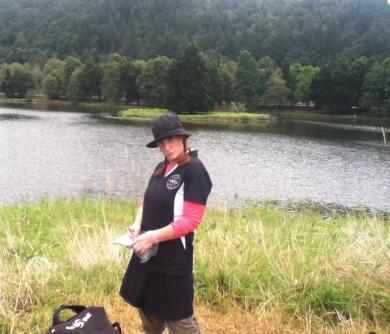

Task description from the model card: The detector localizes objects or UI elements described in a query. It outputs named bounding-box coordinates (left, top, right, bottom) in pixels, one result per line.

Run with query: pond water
left=0, top=107, right=389, bottom=211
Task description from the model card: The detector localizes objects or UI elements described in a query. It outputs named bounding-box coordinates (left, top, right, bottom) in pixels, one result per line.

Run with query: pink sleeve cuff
left=171, top=201, right=206, bottom=238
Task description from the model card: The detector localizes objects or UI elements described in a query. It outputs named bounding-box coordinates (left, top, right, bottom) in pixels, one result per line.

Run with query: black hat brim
left=146, top=129, right=191, bottom=148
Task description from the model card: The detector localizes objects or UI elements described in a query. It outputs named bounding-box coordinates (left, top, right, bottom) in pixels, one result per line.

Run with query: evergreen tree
left=102, top=53, right=127, bottom=103
left=167, top=43, right=213, bottom=114
left=235, top=50, right=260, bottom=111
left=219, top=62, right=235, bottom=105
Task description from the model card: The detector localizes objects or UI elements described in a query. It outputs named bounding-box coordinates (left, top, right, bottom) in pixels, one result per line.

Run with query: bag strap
left=52, top=305, right=87, bottom=326
left=112, top=322, right=122, bottom=333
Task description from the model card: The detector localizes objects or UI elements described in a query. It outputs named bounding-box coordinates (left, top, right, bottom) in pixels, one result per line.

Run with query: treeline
left=0, top=0, right=389, bottom=66
left=1, top=44, right=389, bottom=113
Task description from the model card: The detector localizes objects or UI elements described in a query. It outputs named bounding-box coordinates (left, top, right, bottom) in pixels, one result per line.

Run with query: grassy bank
left=2, top=99, right=389, bottom=128
left=1, top=198, right=389, bottom=333
left=119, top=108, right=272, bottom=123
left=272, top=111, right=390, bottom=127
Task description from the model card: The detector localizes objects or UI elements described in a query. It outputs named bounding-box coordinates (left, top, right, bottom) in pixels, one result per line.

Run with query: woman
left=120, top=113, right=212, bottom=334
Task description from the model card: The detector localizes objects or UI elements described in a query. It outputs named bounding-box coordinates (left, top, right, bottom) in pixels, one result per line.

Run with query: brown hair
left=154, top=137, right=191, bottom=177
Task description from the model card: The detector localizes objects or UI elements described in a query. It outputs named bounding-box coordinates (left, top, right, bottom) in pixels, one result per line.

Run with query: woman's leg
left=166, top=315, right=201, bottom=334
left=138, top=308, right=166, bottom=334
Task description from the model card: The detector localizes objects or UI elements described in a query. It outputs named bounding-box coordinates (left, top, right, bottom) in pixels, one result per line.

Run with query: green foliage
left=289, top=64, right=320, bottom=104
left=63, top=56, right=82, bottom=99
left=0, top=63, right=34, bottom=98
left=102, top=53, right=127, bottom=103
left=78, top=50, right=103, bottom=100
left=43, top=74, right=62, bottom=100
left=138, top=56, right=172, bottom=106
left=42, top=57, right=64, bottom=99
left=261, top=68, right=291, bottom=105
left=362, top=57, right=390, bottom=112
left=218, top=62, right=235, bottom=105
left=101, top=54, right=142, bottom=104
left=167, top=43, right=213, bottom=114
left=235, top=50, right=261, bottom=110
left=67, top=68, right=82, bottom=103
left=311, top=57, right=371, bottom=112
left=122, top=60, right=143, bottom=105
left=3, top=0, right=390, bottom=67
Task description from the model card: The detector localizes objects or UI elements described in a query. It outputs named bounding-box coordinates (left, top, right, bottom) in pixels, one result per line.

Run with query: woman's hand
left=132, top=230, right=159, bottom=254
left=128, top=222, right=141, bottom=240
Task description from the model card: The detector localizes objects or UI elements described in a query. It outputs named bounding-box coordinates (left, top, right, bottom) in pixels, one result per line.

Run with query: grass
left=0, top=198, right=389, bottom=333
left=119, top=108, right=272, bottom=123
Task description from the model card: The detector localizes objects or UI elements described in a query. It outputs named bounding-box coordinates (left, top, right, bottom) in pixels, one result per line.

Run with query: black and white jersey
left=141, top=150, right=212, bottom=275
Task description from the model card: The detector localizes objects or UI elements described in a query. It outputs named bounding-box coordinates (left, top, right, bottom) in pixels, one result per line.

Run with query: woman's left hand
left=132, top=230, right=159, bottom=254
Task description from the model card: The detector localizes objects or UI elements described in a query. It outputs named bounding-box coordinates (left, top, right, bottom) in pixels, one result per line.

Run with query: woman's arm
left=131, top=201, right=206, bottom=254
left=128, top=200, right=143, bottom=239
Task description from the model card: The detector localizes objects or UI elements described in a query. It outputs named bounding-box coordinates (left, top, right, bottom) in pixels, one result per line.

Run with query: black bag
left=46, top=305, right=122, bottom=334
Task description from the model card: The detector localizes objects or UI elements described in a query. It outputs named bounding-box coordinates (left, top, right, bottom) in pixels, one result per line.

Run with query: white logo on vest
left=166, top=174, right=181, bottom=190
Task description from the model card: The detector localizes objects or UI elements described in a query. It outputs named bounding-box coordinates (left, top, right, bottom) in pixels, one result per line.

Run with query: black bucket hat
left=146, top=113, right=191, bottom=148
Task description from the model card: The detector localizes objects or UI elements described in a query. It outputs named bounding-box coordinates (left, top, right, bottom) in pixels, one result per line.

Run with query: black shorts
left=120, top=254, right=194, bottom=321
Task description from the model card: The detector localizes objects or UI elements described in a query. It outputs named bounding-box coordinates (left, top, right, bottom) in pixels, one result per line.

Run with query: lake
left=0, top=107, right=389, bottom=212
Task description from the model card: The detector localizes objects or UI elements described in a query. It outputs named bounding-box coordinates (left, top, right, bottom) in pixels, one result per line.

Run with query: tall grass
left=196, top=205, right=390, bottom=327
left=0, top=199, right=388, bottom=333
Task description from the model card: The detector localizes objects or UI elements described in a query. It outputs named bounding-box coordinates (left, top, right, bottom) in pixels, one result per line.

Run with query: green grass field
left=1, top=198, right=389, bottom=333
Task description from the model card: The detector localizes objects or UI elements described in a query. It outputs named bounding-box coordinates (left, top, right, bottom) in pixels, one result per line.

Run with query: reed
left=0, top=199, right=388, bottom=333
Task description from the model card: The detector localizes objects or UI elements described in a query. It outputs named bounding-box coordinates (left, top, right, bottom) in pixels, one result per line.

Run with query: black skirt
left=120, top=254, right=194, bottom=321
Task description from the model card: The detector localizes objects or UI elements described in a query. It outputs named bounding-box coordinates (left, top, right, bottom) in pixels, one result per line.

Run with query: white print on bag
left=166, top=174, right=181, bottom=190
left=65, top=312, right=92, bottom=330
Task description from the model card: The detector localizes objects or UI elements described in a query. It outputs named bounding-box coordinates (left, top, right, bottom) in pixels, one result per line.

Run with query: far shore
left=1, top=98, right=390, bottom=127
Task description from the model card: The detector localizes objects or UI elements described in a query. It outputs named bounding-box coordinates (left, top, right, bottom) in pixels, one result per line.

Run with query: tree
left=289, top=64, right=320, bottom=104
left=42, top=57, right=64, bottom=99
left=102, top=53, right=126, bottom=103
left=0, top=63, right=34, bottom=98
left=311, top=57, right=370, bottom=111
left=63, top=56, right=82, bottom=98
left=122, top=60, right=144, bottom=105
left=67, top=68, right=82, bottom=103
left=219, top=62, right=235, bottom=105
left=362, top=57, right=390, bottom=112
left=167, top=43, right=213, bottom=114
left=138, top=56, right=172, bottom=106
left=261, top=68, right=291, bottom=105
left=43, top=74, right=62, bottom=100
left=78, top=50, right=103, bottom=100
left=205, top=59, right=224, bottom=106
left=235, top=50, right=261, bottom=110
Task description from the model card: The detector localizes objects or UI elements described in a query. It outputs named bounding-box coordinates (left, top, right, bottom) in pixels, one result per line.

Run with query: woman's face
left=158, top=136, right=185, bottom=162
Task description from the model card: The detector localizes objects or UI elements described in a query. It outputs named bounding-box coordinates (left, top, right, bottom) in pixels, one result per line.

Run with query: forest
left=0, top=0, right=389, bottom=112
